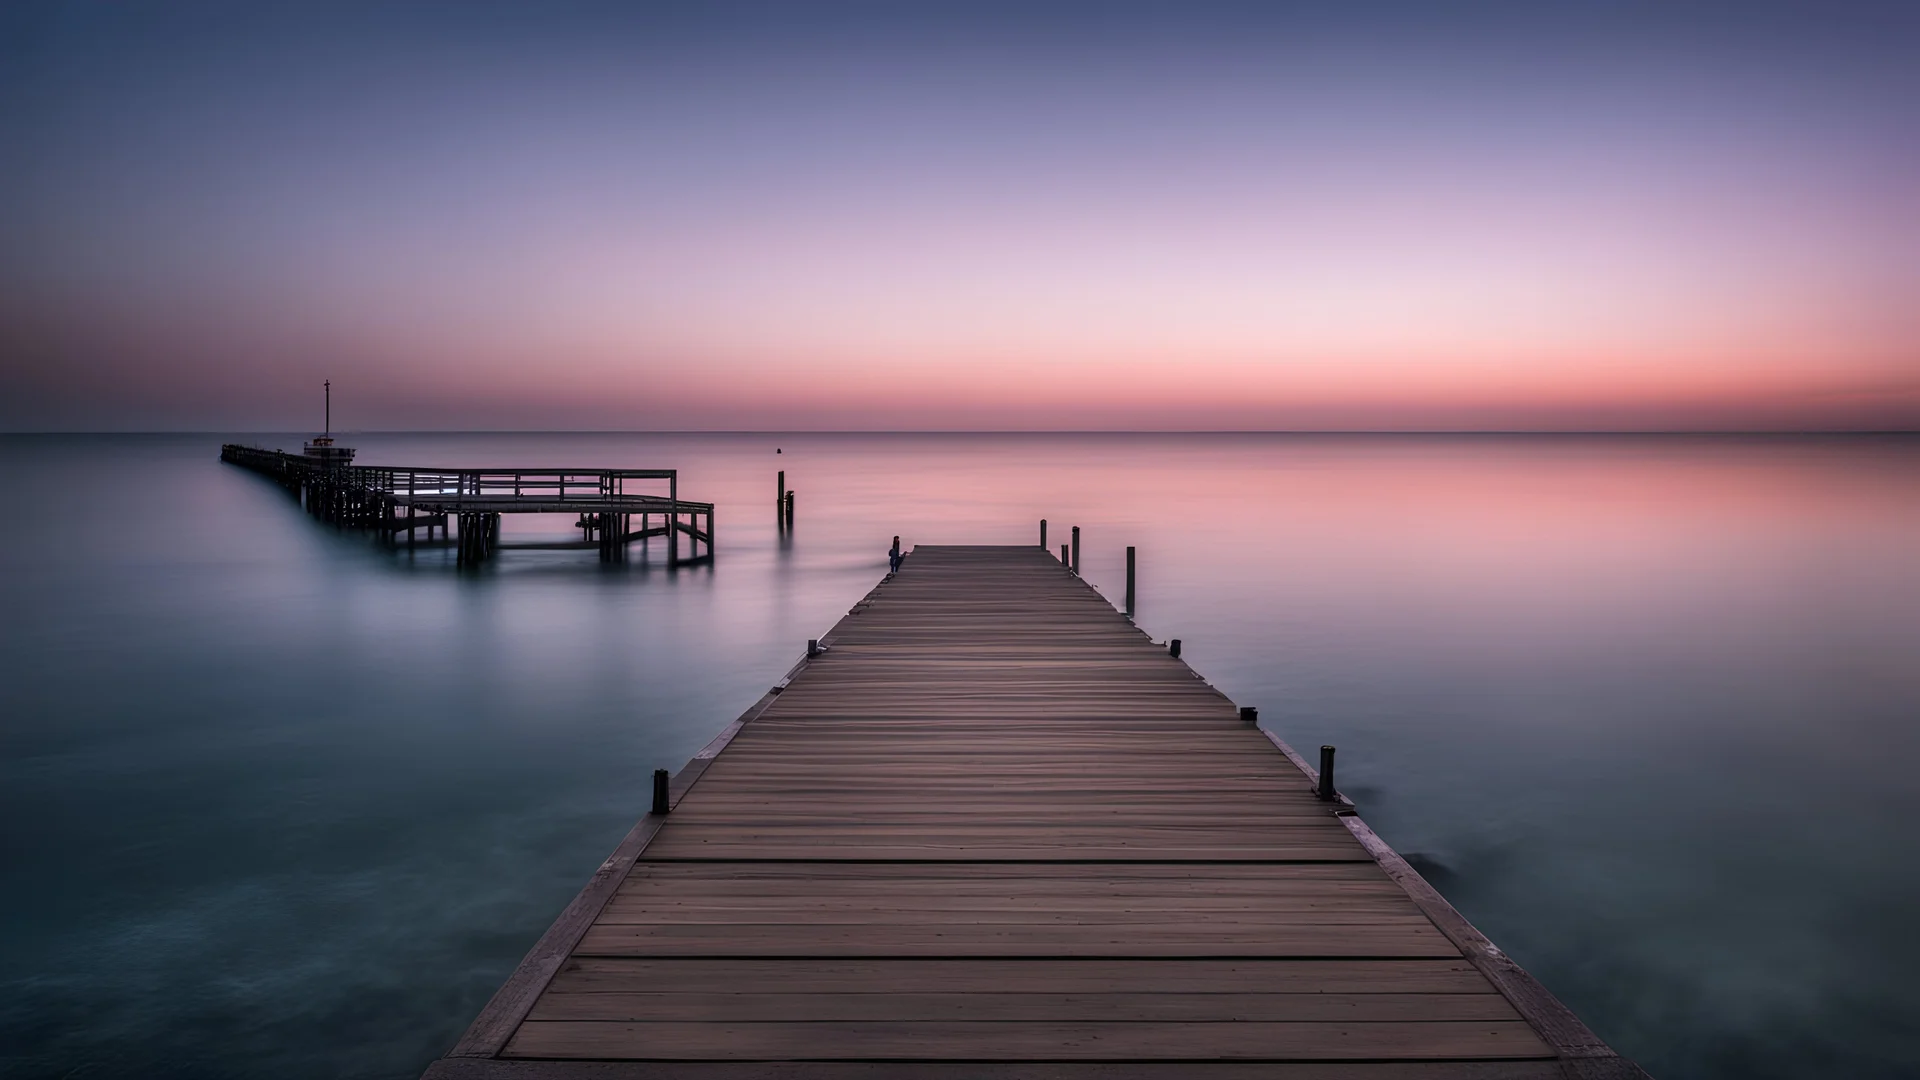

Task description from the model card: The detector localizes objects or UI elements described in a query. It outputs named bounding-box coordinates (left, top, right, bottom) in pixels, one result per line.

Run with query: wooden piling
left=1070, top=525, right=1080, bottom=575
left=1125, top=544, right=1136, bottom=617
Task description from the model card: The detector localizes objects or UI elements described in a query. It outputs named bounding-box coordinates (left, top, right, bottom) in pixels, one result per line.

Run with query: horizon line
left=8, top=428, right=1920, bottom=438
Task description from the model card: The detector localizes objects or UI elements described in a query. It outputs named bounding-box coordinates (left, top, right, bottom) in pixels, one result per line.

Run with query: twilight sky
left=3, top=2, right=1917, bottom=431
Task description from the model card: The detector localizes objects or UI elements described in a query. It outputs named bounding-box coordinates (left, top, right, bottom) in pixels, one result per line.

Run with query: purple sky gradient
left=3, top=2, right=1917, bottom=431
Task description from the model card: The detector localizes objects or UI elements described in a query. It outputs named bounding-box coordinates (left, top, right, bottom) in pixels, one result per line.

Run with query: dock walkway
left=221, top=444, right=713, bottom=564
left=427, top=545, right=1646, bottom=1078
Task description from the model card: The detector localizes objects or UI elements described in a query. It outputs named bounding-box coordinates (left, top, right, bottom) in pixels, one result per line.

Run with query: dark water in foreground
left=2, top=433, right=1916, bottom=1079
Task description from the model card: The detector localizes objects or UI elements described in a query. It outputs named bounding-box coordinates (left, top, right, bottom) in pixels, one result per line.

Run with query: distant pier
left=424, top=545, right=1647, bottom=1077
left=220, top=445, right=713, bottom=565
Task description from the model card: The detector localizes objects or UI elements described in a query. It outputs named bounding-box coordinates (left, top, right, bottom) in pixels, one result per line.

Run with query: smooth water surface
left=2, top=433, right=1916, bottom=1078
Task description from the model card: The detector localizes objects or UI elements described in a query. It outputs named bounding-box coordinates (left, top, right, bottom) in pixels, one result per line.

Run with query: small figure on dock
left=889, top=535, right=903, bottom=573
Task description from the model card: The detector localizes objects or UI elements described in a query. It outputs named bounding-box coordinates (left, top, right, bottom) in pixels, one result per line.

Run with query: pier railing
left=220, top=445, right=711, bottom=565
left=357, top=467, right=678, bottom=508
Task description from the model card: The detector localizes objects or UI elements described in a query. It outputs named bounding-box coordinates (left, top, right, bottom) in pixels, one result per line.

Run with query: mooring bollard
left=1071, top=526, right=1081, bottom=575
left=1061, top=543, right=1071, bottom=568
left=1040, top=519, right=1047, bottom=549
left=1125, top=545, right=1136, bottom=617
left=807, top=638, right=821, bottom=658
left=1318, top=745, right=1337, bottom=801
left=777, top=470, right=785, bottom=507
left=1240, top=706, right=1257, bottom=725
left=652, top=768, right=671, bottom=815
left=1168, top=638, right=1182, bottom=658
left=785, top=490, right=795, bottom=530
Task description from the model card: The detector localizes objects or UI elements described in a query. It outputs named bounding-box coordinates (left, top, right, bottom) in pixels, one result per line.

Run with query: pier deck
left=221, top=445, right=713, bottom=564
left=428, top=546, right=1645, bottom=1078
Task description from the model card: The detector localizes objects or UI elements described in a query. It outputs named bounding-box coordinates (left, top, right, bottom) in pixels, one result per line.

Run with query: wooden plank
left=429, top=1059, right=1571, bottom=1080
left=573, top=922, right=1462, bottom=958
left=503, top=1020, right=1554, bottom=1060
left=545, top=958, right=1501, bottom=995
left=605, top=862, right=1392, bottom=884
left=528, top=992, right=1525, bottom=1023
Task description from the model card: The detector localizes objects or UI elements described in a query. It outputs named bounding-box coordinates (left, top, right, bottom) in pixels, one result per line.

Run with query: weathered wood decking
left=427, top=545, right=1647, bottom=1079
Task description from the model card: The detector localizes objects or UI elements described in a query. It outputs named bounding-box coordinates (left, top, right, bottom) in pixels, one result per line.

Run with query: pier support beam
left=222, top=446, right=711, bottom=568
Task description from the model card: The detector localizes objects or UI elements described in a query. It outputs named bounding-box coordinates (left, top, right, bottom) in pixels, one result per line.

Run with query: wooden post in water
left=1318, top=745, right=1337, bottom=801
left=1040, top=519, right=1047, bottom=549
left=1125, top=545, right=1136, bottom=617
left=1060, top=543, right=1070, bottom=569
left=777, top=471, right=785, bottom=520
left=785, top=491, right=795, bottom=531
left=1071, top=526, right=1080, bottom=576
left=651, top=769, right=670, bottom=815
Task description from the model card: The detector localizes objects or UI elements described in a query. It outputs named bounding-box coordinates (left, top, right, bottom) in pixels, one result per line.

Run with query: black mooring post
left=652, top=768, right=670, bottom=815
left=1040, top=519, right=1047, bottom=549
left=778, top=470, right=785, bottom=505
left=807, top=638, right=821, bottom=658
left=1061, top=543, right=1070, bottom=568
left=1169, top=639, right=1182, bottom=658
left=1240, top=706, right=1257, bottom=725
left=1125, top=546, right=1136, bottom=617
left=1318, top=746, right=1337, bottom=801
left=1071, top=526, right=1080, bottom=575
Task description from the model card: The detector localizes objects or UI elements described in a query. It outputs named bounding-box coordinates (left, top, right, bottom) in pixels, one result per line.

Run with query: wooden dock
left=426, top=545, right=1647, bottom=1078
left=221, top=445, right=713, bottom=565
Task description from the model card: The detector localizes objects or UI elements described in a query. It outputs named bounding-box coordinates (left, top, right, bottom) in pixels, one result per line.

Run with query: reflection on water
left=1, top=433, right=1916, bottom=1079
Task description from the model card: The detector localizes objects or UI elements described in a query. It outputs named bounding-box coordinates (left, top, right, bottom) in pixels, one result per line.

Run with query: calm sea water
left=1, top=433, right=1916, bottom=1079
